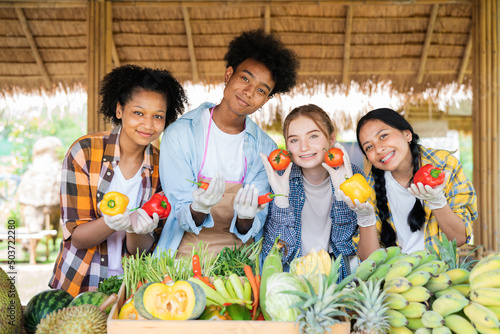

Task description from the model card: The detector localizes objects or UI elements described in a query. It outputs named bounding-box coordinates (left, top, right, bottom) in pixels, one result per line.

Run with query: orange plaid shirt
left=49, top=126, right=163, bottom=297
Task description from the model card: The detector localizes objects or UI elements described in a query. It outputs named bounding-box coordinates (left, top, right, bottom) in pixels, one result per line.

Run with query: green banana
left=367, top=263, right=390, bottom=281
left=434, top=286, right=463, bottom=299
left=432, top=293, right=470, bottom=317
left=399, top=301, right=428, bottom=319
left=447, top=268, right=471, bottom=285
left=418, top=253, right=438, bottom=266
left=407, top=270, right=433, bottom=286
left=390, top=326, right=413, bottom=334
left=407, top=317, right=425, bottom=331
left=484, top=305, right=500, bottom=320
left=422, top=310, right=445, bottom=328
left=453, top=283, right=471, bottom=297
left=470, top=256, right=500, bottom=283
left=472, top=322, right=500, bottom=334
left=384, top=246, right=402, bottom=264
left=470, top=269, right=500, bottom=290
left=366, top=247, right=388, bottom=266
left=393, top=254, right=422, bottom=268
left=464, top=301, right=500, bottom=329
left=356, top=258, right=377, bottom=281
left=444, top=314, right=478, bottom=334
left=415, top=328, right=433, bottom=334
left=426, top=272, right=452, bottom=293
left=470, top=287, right=500, bottom=306
left=385, top=292, right=410, bottom=310
left=400, top=286, right=433, bottom=302
left=387, top=309, right=409, bottom=327
left=414, top=261, right=441, bottom=275
left=385, top=277, right=413, bottom=293
left=385, top=261, right=414, bottom=281
left=431, top=325, right=452, bottom=334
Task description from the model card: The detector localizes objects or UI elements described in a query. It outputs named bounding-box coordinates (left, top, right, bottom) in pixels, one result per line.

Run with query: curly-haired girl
left=50, top=65, right=187, bottom=296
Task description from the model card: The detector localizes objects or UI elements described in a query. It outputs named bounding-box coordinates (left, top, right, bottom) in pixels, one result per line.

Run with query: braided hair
left=356, top=108, right=425, bottom=247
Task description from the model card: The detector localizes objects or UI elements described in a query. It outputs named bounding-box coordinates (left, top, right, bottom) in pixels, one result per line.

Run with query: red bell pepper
left=414, top=164, right=445, bottom=188
left=141, top=193, right=171, bottom=219
left=257, top=192, right=286, bottom=205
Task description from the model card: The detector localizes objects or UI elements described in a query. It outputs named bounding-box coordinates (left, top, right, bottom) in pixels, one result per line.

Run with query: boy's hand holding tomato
left=409, top=164, right=449, bottom=210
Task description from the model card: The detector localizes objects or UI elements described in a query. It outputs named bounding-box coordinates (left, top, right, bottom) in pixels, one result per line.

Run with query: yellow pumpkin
left=118, top=297, right=146, bottom=320
left=134, top=281, right=206, bottom=320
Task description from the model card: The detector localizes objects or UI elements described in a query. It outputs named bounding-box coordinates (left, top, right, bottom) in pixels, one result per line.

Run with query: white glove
left=322, top=143, right=353, bottom=201
left=338, top=189, right=376, bottom=227
left=408, top=173, right=449, bottom=210
left=234, top=184, right=265, bottom=220
left=127, top=208, right=159, bottom=234
left=260, top=153, right=292, bottom=208
left=102, top=209, right=132, bottom=231
left=191, top=173, right=225, bottom=214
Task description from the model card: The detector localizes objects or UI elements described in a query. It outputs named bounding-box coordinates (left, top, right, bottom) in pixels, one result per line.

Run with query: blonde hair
left=283, top=104, right=336, bottom=142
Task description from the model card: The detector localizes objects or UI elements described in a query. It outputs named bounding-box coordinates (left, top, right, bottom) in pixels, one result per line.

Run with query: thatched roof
left=0, top=0, right=473, bottom=95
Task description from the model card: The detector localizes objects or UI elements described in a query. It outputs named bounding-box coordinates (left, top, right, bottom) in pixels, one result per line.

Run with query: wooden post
left=87, top=0, right=114, bottom=134
left=472, top=0, right=500, bottom=255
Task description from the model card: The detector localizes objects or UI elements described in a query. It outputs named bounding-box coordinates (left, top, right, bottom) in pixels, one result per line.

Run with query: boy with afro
left=155, top=29, right=300, bottom=255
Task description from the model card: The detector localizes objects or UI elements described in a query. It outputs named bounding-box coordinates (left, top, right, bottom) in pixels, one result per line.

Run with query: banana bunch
left=465, top=252, right=500, bottom=333
left=356, top=247, right=449, bottom=332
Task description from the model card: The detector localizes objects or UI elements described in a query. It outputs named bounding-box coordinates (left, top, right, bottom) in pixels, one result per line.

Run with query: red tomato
left=268, top=149, right=292, bottom=171
left=324, top=147, right=344, bottom=167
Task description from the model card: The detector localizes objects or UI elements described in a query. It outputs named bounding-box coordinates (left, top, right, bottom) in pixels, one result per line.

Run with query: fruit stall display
left=16, top=235, right=500, bottom=333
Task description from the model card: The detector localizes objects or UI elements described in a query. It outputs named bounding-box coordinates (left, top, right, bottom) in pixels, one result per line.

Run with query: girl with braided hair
left=341, top=108, right=477, bottom=260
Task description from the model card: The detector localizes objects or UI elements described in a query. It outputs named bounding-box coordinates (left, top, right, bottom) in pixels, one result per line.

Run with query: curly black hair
left=224, top=29, right=300, bottom=96
left=356, top=108, right=425, bottom=247
left=98, top=64, right=187, bottom=128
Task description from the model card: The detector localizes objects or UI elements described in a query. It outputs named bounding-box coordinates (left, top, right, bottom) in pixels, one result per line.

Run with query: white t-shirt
left=301, top=177, right=333, bottom=255
left=106, top=164, right=143, bottom=278
left=199, top=108, right=246, bottom=182
left=385, top=171, right=425, bottom=254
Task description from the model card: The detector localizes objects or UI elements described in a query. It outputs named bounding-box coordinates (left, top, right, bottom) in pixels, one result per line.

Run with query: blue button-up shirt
left=154, top=102, right=277, bottom=254
left=261, top=163, right=363, bottom=281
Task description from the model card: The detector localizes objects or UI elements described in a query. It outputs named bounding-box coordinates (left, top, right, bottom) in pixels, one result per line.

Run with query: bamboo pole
left=264, top=5, right=271, bottom=33
left=342, top=5, right=353, bottom=86
left=457, top=32, right=473, bottom=83
left=182, top=6, right=199, bottom=82
left=417, top=4, right=439, bottom=84
left=491, top=0, right=498, bottom=252
left=106, top=1, right=113, bottom=74
left=15, top=7, right=52, bottom=90
left=479, top=0, right=488, bottom=252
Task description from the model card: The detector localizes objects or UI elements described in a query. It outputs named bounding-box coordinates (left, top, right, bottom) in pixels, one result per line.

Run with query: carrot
left=243, top=265, right=259, bottom=319
left=194, top=275, right=216, bottom=290
left=255, top=274, right=261, bottom=290
left=162, top=275, right=173, bottom=285
left=192, top=254, right=202, bottom=277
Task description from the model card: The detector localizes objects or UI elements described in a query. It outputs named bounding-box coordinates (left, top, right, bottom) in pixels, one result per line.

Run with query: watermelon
left=23, top=289, right=73, bottom=333
left=68, top=291, right=112, bottom=314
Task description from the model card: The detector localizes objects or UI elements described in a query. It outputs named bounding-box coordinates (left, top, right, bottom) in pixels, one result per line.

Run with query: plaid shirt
left=353, top=146, right=478, bottom=252
left=49, top=126, right=163, bottom=297
left=262, top=163, right=363, bottom=281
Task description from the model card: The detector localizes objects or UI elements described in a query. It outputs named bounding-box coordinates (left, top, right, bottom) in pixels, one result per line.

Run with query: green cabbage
left=265, top=272, right=307, bottom=321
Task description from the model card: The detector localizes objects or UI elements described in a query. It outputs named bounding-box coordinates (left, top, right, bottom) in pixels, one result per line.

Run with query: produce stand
left=107, top=282, right=351, bottom=334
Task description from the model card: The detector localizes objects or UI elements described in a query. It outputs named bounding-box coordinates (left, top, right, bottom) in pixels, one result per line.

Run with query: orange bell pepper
left=339, top=173, right=372, bottom=203
left=100, top=191, right=129, bottom=216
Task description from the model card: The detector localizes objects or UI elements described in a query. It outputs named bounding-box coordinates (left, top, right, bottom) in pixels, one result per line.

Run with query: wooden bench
left=0, top=227, right=58, bottom=264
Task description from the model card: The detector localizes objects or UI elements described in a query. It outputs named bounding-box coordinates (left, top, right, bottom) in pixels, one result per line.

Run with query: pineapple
left=428, top=234, right=479, bottom=270
left=351, top=279, right=391, bottom=334
left=287, top=256, right=354, bottom=334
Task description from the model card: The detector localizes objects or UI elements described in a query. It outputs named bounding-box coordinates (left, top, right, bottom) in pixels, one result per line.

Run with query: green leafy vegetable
left=96, top=275, right=123, bottom=295
left=210, top=239, right=262, bottom=277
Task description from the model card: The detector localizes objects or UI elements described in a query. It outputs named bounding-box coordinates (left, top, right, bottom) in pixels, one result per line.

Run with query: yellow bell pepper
left=100, top=191, right=129, bottom=216
left=339, top=173, right=372, bottom=203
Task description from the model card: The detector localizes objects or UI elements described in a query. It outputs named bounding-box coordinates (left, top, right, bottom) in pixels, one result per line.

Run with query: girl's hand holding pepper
left=127, top=209, right=159, bottom=234
left=408, top=171, right=450, bottom=210
left=338, top=189, right=376, bottom=227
